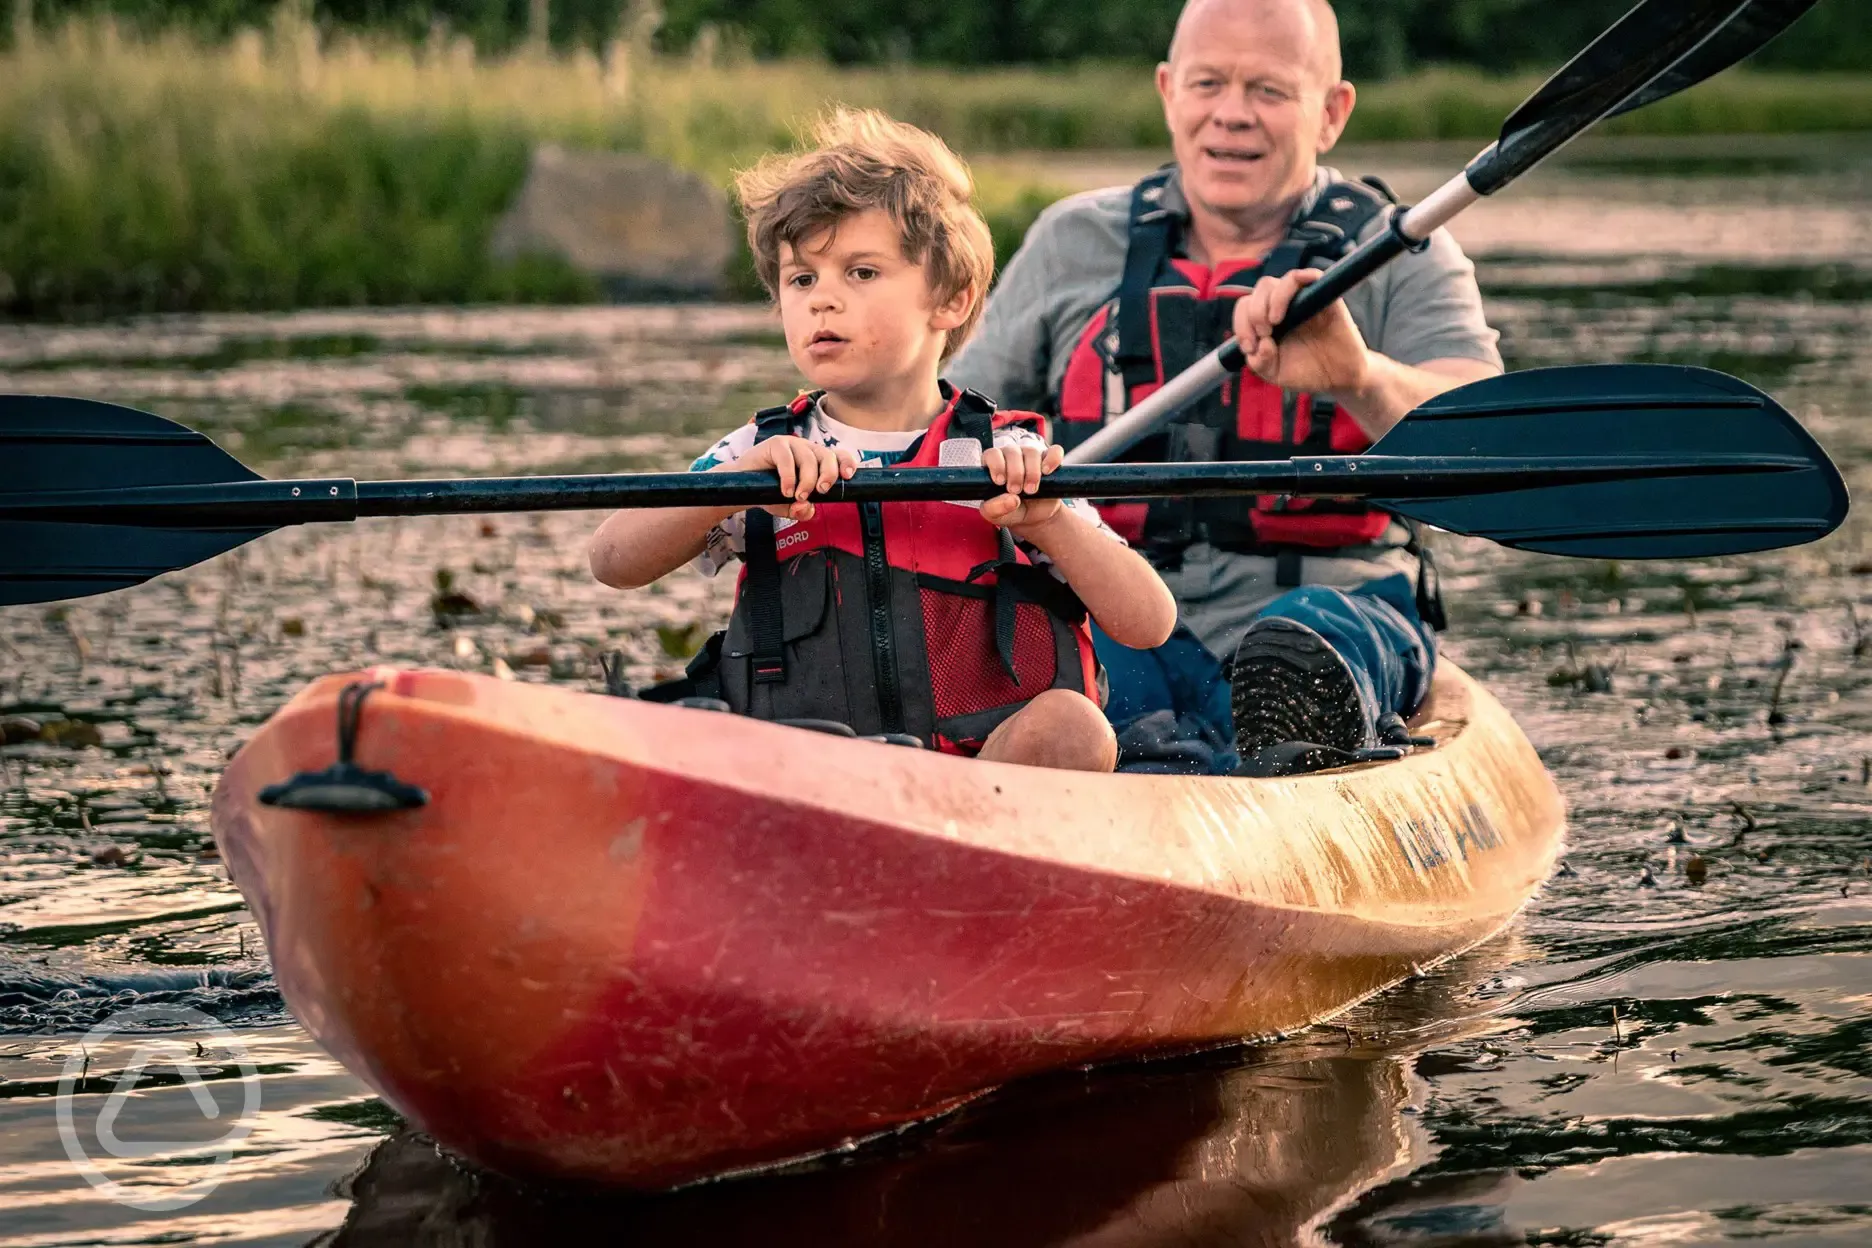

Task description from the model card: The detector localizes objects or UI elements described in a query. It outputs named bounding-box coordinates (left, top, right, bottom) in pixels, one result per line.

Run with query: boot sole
left=1229, top=620, right=1369, bottom=757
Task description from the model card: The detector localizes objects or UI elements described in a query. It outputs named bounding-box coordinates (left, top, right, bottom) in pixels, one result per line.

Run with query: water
left=3, top=132, right=1871, bottom=1245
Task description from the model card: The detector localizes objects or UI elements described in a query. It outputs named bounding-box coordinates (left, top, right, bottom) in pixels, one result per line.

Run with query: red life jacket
left=1055, top=167, right=1401, bottom=566
left=705, top=385, right=1101, bottom=755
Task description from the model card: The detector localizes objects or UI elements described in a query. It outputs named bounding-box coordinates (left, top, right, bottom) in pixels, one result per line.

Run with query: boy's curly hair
left=734, top=108, right=994, bottom=362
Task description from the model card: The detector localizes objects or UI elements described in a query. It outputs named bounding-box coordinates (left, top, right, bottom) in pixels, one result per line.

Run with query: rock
left=491, top=146, right=734, bottom=299
left=41, top=719, right=103, bottom=749
left=1, top=715, right=41, bottom=745
left=432, top=591, right=483, bottom=623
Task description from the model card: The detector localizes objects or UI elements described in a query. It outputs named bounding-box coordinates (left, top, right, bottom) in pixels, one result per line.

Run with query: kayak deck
left=211, top=660, right=1564, bottom=1187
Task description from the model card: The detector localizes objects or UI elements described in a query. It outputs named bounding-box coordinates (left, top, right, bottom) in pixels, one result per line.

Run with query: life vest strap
left=743, top=400, right=806, bottom=684
left=1094, top=169, right=1402, bottom=563
left=725, top=384, right=1098, bottom=744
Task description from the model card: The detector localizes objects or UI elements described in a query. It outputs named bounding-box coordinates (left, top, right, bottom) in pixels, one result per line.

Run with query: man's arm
left=1334, top=355, right=1499, bottom=441
left=1233, top=226, right=1504, bottom=441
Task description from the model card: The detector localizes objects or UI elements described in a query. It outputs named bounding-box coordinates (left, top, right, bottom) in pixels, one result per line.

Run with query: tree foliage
left=652, top=0, right=1863, bottom=76
left=15, top=0, right=1868, bottom=74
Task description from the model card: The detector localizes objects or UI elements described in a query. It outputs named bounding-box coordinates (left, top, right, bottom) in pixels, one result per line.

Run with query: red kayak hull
left=211, top=661, right=1563, bottom=1187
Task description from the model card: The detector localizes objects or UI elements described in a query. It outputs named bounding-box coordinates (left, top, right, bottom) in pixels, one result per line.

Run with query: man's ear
left=1318, top=80, right=1356, bottom=154
left=930, top=281, right=978, bottom=333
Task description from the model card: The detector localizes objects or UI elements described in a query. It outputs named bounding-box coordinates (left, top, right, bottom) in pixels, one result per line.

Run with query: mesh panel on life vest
left=921, top=590, right=1060, bottom=723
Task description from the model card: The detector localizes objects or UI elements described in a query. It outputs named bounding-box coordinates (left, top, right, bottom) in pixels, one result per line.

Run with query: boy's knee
left=1031, top=687, right=1112, bottom=730
left=985, top=689, right=1116, bottom=772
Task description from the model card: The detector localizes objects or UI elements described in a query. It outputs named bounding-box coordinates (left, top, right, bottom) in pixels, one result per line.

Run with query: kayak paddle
left=0, top=365, right=1846, bottom=606
left=1065, top=0, right=1822, bottom=464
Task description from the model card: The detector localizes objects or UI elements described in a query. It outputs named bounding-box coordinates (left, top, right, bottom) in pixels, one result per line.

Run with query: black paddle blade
left=1475, top=0, right=1762, bottom=194
left=1370, top=365, right=1849, bottom=559
left=0, top=396, right=273, bottom=605
left=1609, top=0, right=1821, bottom=119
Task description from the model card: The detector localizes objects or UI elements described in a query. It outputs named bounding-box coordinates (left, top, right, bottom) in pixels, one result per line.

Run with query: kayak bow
left=211, top=660, right=1563, bottom=1187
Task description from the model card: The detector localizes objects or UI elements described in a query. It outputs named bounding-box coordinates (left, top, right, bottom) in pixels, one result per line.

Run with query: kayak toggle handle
left=258, top=681, right=429, bottom=815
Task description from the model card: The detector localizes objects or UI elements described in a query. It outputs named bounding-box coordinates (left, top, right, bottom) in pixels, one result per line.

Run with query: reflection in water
left=323, top=1043, right=1421, bottom=1248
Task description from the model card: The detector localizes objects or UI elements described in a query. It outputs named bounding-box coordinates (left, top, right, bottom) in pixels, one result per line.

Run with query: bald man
left=948, top=0, right=1502, bottom=775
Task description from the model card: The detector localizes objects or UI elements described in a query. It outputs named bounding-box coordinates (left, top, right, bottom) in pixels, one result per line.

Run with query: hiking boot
left=1229, top=618, right=1370, bottom=762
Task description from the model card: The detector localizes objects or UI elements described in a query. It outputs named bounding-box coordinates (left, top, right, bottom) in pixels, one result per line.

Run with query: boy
left=589, top=109, right=1175, bottom=771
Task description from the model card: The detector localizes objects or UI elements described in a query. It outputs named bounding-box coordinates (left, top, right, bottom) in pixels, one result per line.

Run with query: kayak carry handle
left=258, top=681, right=429, bottom=814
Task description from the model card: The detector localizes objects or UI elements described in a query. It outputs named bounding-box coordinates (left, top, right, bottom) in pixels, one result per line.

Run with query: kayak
left=210, top=661, right=1564, bottom=1188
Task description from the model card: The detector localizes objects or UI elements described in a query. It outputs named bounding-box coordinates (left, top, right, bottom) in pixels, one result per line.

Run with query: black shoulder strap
left=1279, top=181, right=1398, bottom=460
left=945, top=386, right=1036, bottom=686
left=1114, top=167, right=1179, bottom=392
left=1301, top=393, right=1338, bottom=454
left=947, top=387, right=1000, bottom=449
left=1262, top=177, right=1397, bottom=279
left=752, top=398, right=805, bottom=444
left=743, top=399, right=809, bottom=685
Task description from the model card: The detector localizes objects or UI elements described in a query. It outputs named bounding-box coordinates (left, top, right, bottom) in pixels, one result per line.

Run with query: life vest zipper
left=860, top=502, right=905, bottom=735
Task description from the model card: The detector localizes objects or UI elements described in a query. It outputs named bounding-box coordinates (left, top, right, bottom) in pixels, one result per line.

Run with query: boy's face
left=776, top=208, right=971, bottom=397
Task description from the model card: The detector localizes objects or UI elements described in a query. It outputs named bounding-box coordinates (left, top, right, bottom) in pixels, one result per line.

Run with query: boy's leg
left=1230, top=573, right=1436, bottom=757
left=978, top=688, right=1118, bottom=773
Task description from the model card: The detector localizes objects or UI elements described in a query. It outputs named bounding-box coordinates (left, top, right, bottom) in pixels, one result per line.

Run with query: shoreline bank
left=4, top=23, right=1870, bottom=319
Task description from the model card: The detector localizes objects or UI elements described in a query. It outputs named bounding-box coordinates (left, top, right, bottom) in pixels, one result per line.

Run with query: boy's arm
left=589, top=436, right=858, bottom=589
left=589, top=503, right=738, bottom=590
left=1015, top=508, right=1176, bottom=651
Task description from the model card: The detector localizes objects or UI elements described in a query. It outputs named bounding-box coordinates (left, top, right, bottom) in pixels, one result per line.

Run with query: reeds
left=3, top=15, right=1869, bottom=317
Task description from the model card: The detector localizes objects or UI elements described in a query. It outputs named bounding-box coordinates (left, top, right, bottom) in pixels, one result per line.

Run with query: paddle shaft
left=1063, top=0, right=1768, bottom=466
left=1, top=454, right=1815, bottom=529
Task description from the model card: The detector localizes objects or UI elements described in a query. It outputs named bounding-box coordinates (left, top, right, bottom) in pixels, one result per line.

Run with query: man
left=947, top=0, right=1502, bottom=773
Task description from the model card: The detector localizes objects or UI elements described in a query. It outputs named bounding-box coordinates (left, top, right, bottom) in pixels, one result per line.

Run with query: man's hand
left=980, top=442, right=1066, bottom=535
left=1232, top=268, right=1372, bottom=399
left=717, top=435, right=857, bottom=521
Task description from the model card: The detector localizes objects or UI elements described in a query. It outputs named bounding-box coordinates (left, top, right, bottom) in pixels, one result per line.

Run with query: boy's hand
left=717, top=435, right=857, bottom=521
left=980, top=442, right=1067, bottom=534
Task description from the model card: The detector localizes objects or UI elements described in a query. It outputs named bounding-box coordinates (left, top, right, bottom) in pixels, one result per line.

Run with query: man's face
left=1156, top=0, right=1353, bottom=222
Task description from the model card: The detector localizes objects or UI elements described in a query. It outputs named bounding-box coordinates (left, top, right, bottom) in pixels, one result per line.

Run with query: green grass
left=2, top=17, right=1869, bottom=317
